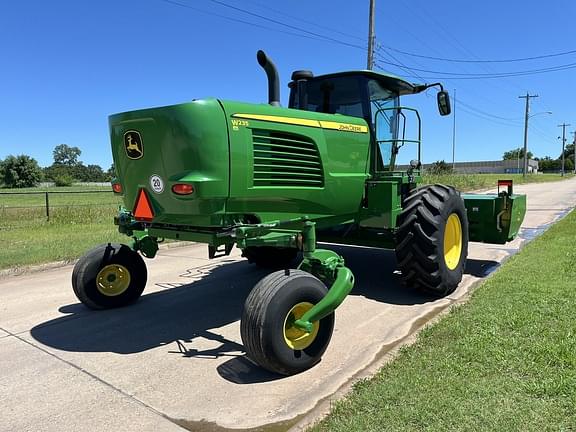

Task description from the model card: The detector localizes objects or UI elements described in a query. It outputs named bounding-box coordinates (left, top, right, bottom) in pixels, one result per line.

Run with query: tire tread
left=395, top=184, right=468, bottom=296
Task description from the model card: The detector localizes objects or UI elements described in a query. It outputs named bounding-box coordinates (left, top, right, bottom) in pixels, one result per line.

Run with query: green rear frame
left=110, top=98, right=526, bottom=252
left=109, top=96, right=526, bottom=336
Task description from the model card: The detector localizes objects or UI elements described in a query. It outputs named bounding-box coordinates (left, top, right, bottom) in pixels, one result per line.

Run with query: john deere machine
left=73, top=51, right=526, bottom=375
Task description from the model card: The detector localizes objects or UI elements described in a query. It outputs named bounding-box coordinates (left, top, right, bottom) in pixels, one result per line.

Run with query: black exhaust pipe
left=257, top=50, right=280, bottom=107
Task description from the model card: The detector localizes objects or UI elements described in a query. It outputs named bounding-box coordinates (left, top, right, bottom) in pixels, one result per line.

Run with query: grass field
left=0, top=207, right=126, bottom=270
left=0, top=185, right=115, bottom=206
left=0, top=187, right=124, bottom=270
left=0, top=173, right=572, bottom=270
left=311, top=209, right=576, bottom=432
left=422, top=172, right=574, bottom=191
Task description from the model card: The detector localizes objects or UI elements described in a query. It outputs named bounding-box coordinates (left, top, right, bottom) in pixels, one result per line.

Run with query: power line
left=241, top=0, right=366, bottom=43
left=162, top=0, right=576, bottom=86
left=455, top=104, right=523, bottom=128
left=374, top=60, right=420, bottom=83
left=202, top=0, right=366, bottom=51
left=161, top=0, right=561, bottom=144
left=393, top=1, right=566, bottom=106
left=529, top=118, right=556, bottom=138
left=159, top=0, right=340, bottom=44
left=529, top=126, right=557, bottom=146
left=376, top=46, right=426, bottom=81
left=383, top=46, right=576, bottom=64
left=374, top=50, right=526, bottom=127
left=160, top=0, right=366, bottom=52
left=454, top=97, right=523, bottom=124
left=374, top=58, right=576, bottom=78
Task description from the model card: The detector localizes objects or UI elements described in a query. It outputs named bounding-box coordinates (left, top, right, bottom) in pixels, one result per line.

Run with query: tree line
left=502, top=145, right=575, bottom=172
left=2, top=142, right=573, bottom=188
left=428, top=145, right=575, bottom=175
left=0, top=144, right=115, bottom=188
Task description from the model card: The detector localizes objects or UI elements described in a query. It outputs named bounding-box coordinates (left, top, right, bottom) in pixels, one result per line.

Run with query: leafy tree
left=106, top=164, right=116, bottom=181
left=0, top=155, right=43, bottom=188
left=76, top=164, right=106, bottom=182
left=539, top=152, right=575, bottom=173
left=427, top=160, right=453, bottom=175
left=44, top=162, right=107, bottom=183
left=560, top=143, right=575, bottom=164
left=538, top=156, right=561, bottom=172
left=46, top=144, right=108, bottom=183
left=43, top=164, right=71, bottom=182
left=53, top=174, right=74, bottom=187
left=503, top=148, right=533, bottom=161
left=53, top=144, right=81, bottom=166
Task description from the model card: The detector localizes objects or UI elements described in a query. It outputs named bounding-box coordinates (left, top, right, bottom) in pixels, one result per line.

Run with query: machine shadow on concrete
left=31, top=258, right=265, bottom=356
left=214, top=249, right=501, bottom=384
left=31, top=246, right=497, bottom=383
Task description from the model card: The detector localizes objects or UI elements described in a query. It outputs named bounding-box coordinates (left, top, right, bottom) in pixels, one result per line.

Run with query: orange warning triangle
left=133, top=189, right=154, bottom=221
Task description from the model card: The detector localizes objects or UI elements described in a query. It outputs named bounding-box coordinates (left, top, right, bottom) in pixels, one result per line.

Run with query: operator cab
left=288, top=70, right=450, bottom=172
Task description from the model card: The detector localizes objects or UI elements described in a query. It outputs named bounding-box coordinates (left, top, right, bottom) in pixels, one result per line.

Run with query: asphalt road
left=1, top=177, right=575, bottom=432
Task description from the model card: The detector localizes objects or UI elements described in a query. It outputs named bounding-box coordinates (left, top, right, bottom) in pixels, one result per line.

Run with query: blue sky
left=1, top=0, right=575, bottom=169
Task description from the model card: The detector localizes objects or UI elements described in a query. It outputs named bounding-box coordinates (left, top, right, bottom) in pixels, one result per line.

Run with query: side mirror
left=437, top=90, right=451, bottom=116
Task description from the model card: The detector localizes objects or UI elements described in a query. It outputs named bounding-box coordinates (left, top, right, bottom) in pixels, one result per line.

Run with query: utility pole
left=518, top=93, right=538, bottom=177
left=452, top=89, right=456, bottom=171
left=573, top=131, right=576, bottom=174
left=558, top=123, right=571, bottom=176
left=367, top=0, right=376, bottom=70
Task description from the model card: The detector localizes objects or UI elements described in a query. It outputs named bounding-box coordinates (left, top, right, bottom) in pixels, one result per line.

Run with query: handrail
left=373, top=106, right=422, bottom=172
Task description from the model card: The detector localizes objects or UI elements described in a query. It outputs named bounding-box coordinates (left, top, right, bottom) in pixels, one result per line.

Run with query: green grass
left=311, top=210, right=576, bottom=432
left=0, top=188, right=125, bottom=270
left=0, top=186, right=115, bottom=207
left=0, top=174, right=572, bottom=270
left=0, top=185, right=110, bottom=192
left=422, top=173, right=574, bottom=191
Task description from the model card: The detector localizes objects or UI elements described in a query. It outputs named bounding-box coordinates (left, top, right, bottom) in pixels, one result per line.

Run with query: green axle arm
left=294, top=265, right=354, bottom=332
left=234, top=218, right=355, bottom=332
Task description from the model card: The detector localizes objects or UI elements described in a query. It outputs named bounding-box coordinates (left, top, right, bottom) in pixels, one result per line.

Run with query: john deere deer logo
left=124, top=131, right=143, bottom=160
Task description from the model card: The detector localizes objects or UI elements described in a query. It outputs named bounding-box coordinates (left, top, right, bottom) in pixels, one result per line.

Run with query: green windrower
left=72, top=50, right=526, bottom=376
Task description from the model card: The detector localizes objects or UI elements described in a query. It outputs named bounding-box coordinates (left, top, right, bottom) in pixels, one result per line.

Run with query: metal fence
left=0, top=190, right=117, bottom=221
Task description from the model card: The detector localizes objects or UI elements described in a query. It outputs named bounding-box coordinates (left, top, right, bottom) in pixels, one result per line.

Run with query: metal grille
left=251, top=129, right=324, bottom=187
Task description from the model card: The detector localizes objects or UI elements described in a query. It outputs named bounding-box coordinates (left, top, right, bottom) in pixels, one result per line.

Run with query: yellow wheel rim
left=283, top=302, right=319, bottom=350
left=443, top=213, right=463, bottom=270
left=96, top=264, right=131, bottom=296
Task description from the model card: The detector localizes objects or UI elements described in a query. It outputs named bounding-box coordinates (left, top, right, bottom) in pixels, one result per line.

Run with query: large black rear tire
left=240, top=270, right=334, bottom=375
left=395, top=184, right=468, bottom=297
left=72, top=243, right=147, bottom=310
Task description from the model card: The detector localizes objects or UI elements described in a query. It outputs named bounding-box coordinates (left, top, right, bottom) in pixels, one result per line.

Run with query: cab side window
left=294, top=77, right=365, bottom=119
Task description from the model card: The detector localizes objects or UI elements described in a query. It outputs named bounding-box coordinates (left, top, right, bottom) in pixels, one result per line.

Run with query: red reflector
left=112, top=183, right=122, bottom=193
left=133, top=189, right=154, bottom=221
left=498, top=180, right=513, bottom=187
left=172, top=184, right=194, bottom=195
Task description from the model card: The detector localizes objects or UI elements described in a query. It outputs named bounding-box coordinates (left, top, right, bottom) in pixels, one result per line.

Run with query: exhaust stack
left=257, top=50, right=280, bottom=107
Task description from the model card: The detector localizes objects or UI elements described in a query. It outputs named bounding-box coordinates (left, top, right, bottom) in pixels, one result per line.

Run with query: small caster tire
left=72, top=243, right=147, bottom=310
left=241, top=269, right=334, bottom=375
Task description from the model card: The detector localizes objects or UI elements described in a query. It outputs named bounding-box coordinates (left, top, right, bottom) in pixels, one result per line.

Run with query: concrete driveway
left=1, top=177, right=575, bottom=432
